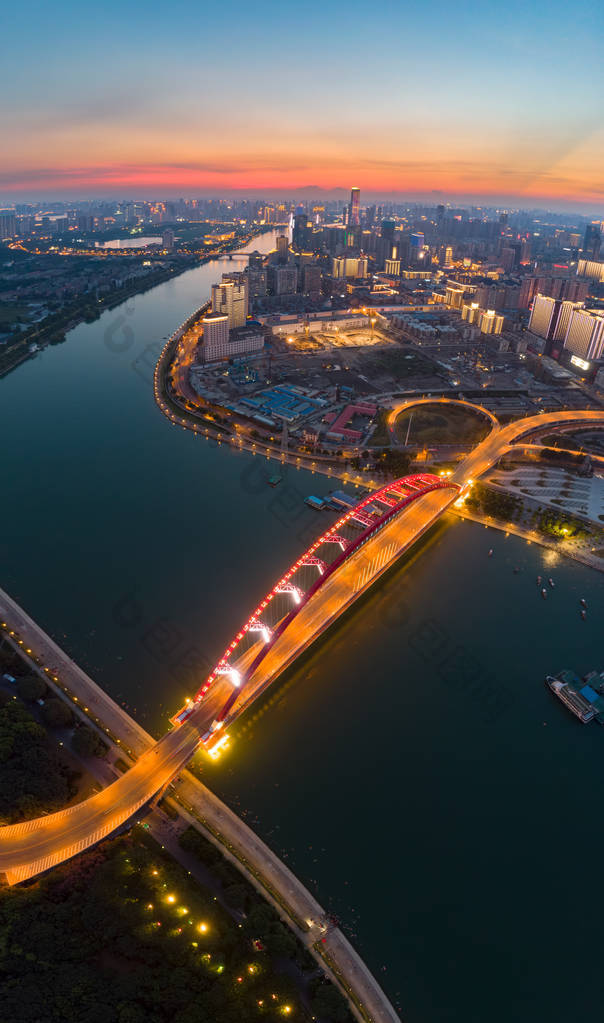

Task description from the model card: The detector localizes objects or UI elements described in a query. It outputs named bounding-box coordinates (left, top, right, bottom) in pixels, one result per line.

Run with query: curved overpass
left=386, top=398, right=604, bottom=483
left=387, top=395, right=499, bottom=439
left=451, top=408, right=604, bottom=484
left=0, top=718, right=201, bottom=884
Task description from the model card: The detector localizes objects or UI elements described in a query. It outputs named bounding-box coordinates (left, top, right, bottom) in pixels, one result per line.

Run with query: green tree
left=311, top=980, right=351, bottom=1022
left=41, top=697, right=73, bottom=728
left=222, top=883, right=249, bottom=911
left=16, top=674, right=46, bottom=702
left=0, top=699, right=73, bottom=819
left=72, top=724, right=107, bottom=758
left=266, top=922, right=297, bottom=957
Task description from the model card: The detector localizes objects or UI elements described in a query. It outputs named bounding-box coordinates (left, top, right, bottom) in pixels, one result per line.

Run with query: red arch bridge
left=173, top=472, right=460, bottom=753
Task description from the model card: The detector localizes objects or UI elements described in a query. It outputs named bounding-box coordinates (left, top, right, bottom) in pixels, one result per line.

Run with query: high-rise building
left=445, top=282, right=469, bottom=309
left=292, top=213, right=311, bottom=250
left=211, top=279, right=248, bottom=329
left=302, top=264, right=322, bottom=296
left=267, top=265, right=298, bottom=295
left=562, top=308, right=604, bottom=363
left=201, top=316, right=264, bottom=363
left=16, top=215, right=34, bottom=236
left=479, top=309, right=504, bottom=335
left=553, top=300, right=583, bottom=343
left=501, top=246, right=516, bottom=273
left=577, top=258, right=604, bottom=283
left=76, top=213, right=96, bottom=233
left=520, top=274, right=590, bottom=309
left=349, top=187, right=360, bottom=227
left=276, top=234, right=289, bottom=264
left=528, top=295, right=561, bottom=340
left=248, top=250, right=264, bottom=270
left=162, top=228, right=175, bottom=252
left=461, top=302, right=481, bottom=324
left=364, top=205, right=376, bottom=228
left=0, top=210, right=17, bottom=240
left=331, top=256, right=368, bottom=279
left=246, top=268, right=267, bottom=301
left=202, top=314, right=229, bottom=360
left=528, top=295, right=585, bottom=355
left=410, top=233, right=425, bottom=263
left=583, top=223, right=602, bottom=259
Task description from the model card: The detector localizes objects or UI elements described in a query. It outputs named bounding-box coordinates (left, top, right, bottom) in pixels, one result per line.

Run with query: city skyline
left=2, top=0, right=603, bottom=211
left=3, top=3, right=604, bottom=1021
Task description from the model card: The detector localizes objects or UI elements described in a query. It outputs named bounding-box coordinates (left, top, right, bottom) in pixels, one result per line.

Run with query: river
left=1, top=230, right=603, bottom=1022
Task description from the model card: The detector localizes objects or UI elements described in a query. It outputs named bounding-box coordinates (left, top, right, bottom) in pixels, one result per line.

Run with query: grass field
left=393, top=403, right=491, bottom=445
left=361, top=347, right=438, bottom=377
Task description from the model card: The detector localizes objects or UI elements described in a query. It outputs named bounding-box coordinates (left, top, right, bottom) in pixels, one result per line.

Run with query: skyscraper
left=292, top=213, right=311, bottom=250
left=583, top=223, right=602, bottom=259
left=276, top=234, right=289, bottom=264
left=410, top=232, right=425, bottom=263
left=0, top=210, right=17, bottom=240
left=528, top=295, right=584, bottom=349
left=202, top=314, right=229, bottom=360
left=350, top=187, right=360, bottom=227
left=211, top=279, right=248, bottom=329
left=248, top=250, right=264, bottom=270
left=577, top=258, right=604, bottom=283
left=562, top=308, right=604, bottom=364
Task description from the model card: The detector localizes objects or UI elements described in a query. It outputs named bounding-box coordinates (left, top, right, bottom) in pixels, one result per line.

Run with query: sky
left=2, top=0, right=603, bottom=211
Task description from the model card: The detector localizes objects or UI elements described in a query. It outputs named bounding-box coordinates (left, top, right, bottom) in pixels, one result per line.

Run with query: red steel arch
left=174, top=473, right=459, bottom=729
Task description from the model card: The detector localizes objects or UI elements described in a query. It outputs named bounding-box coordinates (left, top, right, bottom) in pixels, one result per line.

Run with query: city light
left=3, top=142, right=604, bottom=1023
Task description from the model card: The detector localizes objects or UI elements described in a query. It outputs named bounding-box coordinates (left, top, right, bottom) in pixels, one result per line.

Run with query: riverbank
left=0, top=641, right=352, bottom=1021
left=0, top=227, right=272, bottom=380
left=154, top=340, right=604, bottom=577
left=0, top=587, right=400, bottom=1023
left=454, top=506, right=604, bottom=573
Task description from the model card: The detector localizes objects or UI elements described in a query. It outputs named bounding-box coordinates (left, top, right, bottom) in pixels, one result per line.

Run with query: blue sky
left=2, top=0, right=603, bottom=209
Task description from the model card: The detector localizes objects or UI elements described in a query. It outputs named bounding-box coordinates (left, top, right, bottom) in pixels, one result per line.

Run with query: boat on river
left=545, top=672, right=598, bottom=723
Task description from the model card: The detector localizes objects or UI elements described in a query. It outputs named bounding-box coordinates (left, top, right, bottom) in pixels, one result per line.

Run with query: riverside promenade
left=0, top=586, right=400, bottom=1023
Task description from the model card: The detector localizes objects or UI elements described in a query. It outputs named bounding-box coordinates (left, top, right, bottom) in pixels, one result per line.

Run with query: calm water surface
left=1, top=230, right=603, bottom=1022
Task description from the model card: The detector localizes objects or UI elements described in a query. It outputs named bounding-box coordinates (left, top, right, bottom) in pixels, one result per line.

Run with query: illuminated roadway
left=2, top=405, right=604, bottom=888
left=221, top=486, right=461, bottom=730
